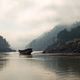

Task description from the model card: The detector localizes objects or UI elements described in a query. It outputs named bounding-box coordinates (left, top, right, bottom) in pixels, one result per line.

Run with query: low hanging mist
left=26, top=22, right=80, bottom=51
left=0, top=0, right=80, bottom=49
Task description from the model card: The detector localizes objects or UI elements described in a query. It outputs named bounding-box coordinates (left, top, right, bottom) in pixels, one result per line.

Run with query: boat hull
left=19, top=48, right=33, bottom=55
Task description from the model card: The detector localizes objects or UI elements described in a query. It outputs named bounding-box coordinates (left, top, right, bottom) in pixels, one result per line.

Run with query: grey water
left=0, top=52, right=80, bottom=80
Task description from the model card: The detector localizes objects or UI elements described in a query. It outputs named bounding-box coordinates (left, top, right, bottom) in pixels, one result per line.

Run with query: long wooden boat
left=19, top=48, right=33, bottom=55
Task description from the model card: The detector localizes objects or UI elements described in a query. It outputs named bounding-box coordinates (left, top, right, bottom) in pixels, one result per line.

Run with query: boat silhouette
left=19, top=48, right=33, bottom=55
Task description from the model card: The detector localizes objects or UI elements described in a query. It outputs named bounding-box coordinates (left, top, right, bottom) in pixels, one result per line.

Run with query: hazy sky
left=0, top=0, right=80, bottom=49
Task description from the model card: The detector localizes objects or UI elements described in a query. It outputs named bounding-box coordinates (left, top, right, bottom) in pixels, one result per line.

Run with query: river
left=0, top=52, right=80, bottom=80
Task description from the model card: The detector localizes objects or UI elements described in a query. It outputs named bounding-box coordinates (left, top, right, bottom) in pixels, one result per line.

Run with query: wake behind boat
left=19, top=48, right=33, bottom=55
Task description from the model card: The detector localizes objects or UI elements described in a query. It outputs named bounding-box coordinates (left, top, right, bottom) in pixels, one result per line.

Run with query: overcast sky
left=0, top=0, right=80, bottom=49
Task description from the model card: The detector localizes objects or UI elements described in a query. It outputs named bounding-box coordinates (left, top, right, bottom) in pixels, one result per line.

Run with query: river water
left=0, top=52, right=80, bottom=80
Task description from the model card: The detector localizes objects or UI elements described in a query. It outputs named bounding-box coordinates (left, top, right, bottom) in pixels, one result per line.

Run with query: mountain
left=57, top=24, right=80, bottom=42
left=26, top=25, right=65, bottom=51
left=43, top=39, right=80, bottom=53
left=0, top=36, right=14, bottom=52
left=43, top=22, right=80, bottom=53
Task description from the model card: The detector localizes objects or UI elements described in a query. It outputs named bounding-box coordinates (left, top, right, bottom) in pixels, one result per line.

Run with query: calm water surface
left=0, top=52, right=80, bottom=80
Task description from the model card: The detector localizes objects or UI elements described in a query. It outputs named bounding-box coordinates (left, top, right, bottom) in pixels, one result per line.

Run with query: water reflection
left=0, top=52, right=80, bottom=80
left=19, top=55, right=32, bottom=58
left=24, top=55, right=80, bottom=80
left=56, top=57, right=80, bottom=75
left=0, top=53, right=8, bottom=71
left=21, top=54, right=80, bottom=75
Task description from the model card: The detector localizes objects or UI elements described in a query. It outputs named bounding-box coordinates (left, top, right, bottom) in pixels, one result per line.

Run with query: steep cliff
left=44, top=22, right=80, bottom=53
left=0, top=36, right=14, bottom=52
left=26, top=25, right=65, bottom=51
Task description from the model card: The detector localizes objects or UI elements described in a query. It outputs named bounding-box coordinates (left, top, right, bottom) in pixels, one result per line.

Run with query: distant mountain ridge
left=43, top=22, right=80, bottom=53
left=0, top=35, right=14, bottom=52
left=26, top=25, right=66, bottom=51
left=26, top=22, right=80, bottom=51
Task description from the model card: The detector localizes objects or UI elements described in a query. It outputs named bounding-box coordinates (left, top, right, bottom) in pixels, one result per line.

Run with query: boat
left=19, top=48, right=33, bottom=55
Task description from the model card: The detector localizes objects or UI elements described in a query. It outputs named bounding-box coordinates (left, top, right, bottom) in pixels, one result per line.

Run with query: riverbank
left=43, top=39, right=80, bottom=54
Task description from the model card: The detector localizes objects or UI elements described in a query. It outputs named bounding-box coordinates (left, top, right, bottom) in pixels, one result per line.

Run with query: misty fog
left=0, top=0, right=80, bottom=49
